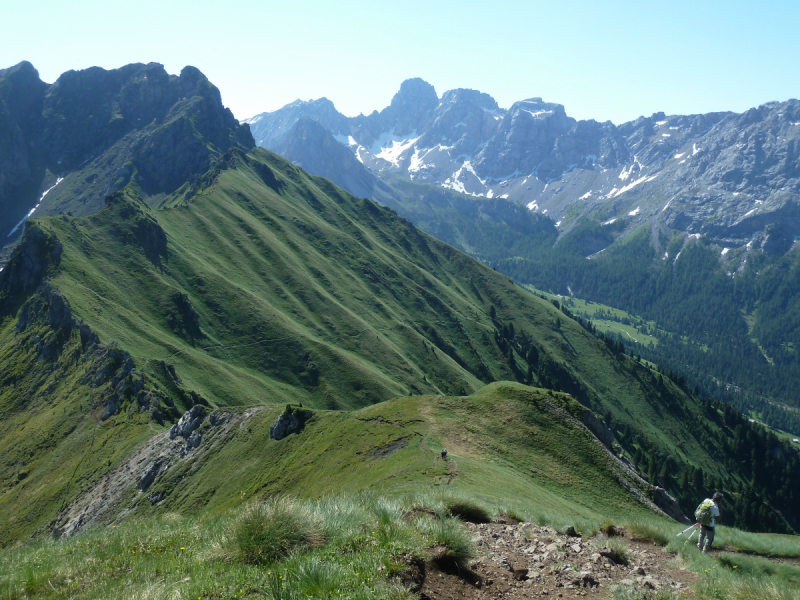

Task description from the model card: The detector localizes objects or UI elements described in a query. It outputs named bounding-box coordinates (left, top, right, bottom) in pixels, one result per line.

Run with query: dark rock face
left=0, top=61, right=254, bottom=244
left=269, top=407, right=312, bottom=440
left=0, top=223, right=62, bottom=311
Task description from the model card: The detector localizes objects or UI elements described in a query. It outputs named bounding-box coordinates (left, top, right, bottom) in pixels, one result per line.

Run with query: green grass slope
left=52, top=382, right=662, bottom=537
left=0, top=147, right=784, bottom=543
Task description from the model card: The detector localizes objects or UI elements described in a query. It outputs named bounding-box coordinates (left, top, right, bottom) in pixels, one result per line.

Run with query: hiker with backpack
left=695, top=492, right=723, bottom=552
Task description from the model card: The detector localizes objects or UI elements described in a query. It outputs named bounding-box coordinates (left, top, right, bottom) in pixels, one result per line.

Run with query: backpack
left=695, top=499, right=715, bottom=526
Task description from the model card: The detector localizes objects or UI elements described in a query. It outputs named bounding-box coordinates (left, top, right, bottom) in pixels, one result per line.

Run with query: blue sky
left=2, top=0, right=799, bottom=124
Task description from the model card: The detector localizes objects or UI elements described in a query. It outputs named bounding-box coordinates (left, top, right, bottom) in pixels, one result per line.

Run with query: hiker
left=441, top=449, right=447, bottom=460
left=695, top=492, right=723, bottom=552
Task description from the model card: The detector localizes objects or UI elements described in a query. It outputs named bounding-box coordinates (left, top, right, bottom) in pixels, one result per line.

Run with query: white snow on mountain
left=373, top=131, right=418, bottom=167
left=8, top=177, right=64, bottom=237
left=523, top=109, right=553, bottom=119
left=611, top=174, right=658, bottom=199
left=628, top=207, right=641, bottom=216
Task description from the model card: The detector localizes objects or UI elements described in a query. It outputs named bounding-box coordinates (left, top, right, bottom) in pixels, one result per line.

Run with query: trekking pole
left=675, top=524, right=696, bottom=537
left=683, top=524, right=700, bottom=547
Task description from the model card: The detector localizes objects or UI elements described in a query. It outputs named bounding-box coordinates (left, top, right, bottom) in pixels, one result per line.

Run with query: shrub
left=232, top=498, right=321, bottom=565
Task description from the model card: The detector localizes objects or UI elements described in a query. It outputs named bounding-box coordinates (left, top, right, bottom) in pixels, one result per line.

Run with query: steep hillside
left=2, top=144, right=778, bottom=545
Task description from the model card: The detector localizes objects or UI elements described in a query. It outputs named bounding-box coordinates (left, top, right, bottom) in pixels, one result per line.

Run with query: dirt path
left=416, top=520, right=700, bottom=599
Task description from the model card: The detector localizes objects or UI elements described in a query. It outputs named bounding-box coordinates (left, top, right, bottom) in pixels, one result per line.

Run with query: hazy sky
left=3, top=0, right=799, bottom=124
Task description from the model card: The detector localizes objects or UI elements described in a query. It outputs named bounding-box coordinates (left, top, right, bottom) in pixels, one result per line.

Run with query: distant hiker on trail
left=695, top=492, right=723, bottom=552
left=441, top=449, right=447, bottom=460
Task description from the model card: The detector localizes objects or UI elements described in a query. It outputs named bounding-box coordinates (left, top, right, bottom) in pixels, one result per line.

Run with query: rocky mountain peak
left=384, top=77, right=439, bottom=136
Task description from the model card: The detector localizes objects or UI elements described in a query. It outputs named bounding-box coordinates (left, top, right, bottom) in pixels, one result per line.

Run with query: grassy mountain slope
left=0, top=147, right=790, bottom=544
left=55, top=383, right=663, bottom=535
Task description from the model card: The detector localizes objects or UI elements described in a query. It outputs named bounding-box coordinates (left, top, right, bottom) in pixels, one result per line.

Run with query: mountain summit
left=0, top=62, right=253, bottom=257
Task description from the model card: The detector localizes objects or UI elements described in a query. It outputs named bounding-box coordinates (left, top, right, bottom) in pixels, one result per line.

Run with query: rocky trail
left=414, top=519, right=700, bottom=600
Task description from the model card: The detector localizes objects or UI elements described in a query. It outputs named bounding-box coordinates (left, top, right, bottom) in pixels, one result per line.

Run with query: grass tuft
left=442, top=496, right=492, bottom=524
left=231, top=497, right=321, bottom=565
left=625, top=520, right=671, bottom=546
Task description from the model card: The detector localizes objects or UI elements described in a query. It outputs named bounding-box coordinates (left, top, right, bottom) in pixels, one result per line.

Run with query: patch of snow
left=792, top=122, right=800, bottom=126
left=673, top=153, right=685, bottom=159
left=500, top=194, right=509, bottom=199
left=628, top=207, right=641, bottom=216
left=755, top=199, right=764, bottom=205
left=542, top=209, right=548, bottom=214
left=674, top=251, right=682, bottom=263
left=692, top=143, right=700, bottom=155
left=522, top=109, right=554, bottom=119
left=482, top=107, right=504, bottom=118
left=619, top=164, right=635, bottom=181
left=655, top=120, right=668, bottom=126
left=527, top=200, right=539, bottom=211
left=689, top=233, right=702, bottom=240
left=8, top=177, right=64, bottom=237
left=333, top=134, right=360, bottom=149
left=556, top=220, right=562, bottom=227
left=722, top=248, right=730, bottom=255
left=441, top=160, right=488, bottom=196
left=567, top=285, right=573, bottom=296
left=603, top=218, right=617, bottom=225
left=679, top=159, right=686, bottom=164
left=663, top=251, right=669, bottom=260
left=662, top=198, right=673, bottom=212
left=486, top=189, right=494, bottom=199
left=662, top=133, right=671, bottom=137
left=669, top=126, right=679, bottom=130
left=375, top=133, right=419, bottom=167
left=579, top=190, right=593, bottom=199
left=733, top=192, right=740, bottom=196
left=608, top=174, right=658, bottom=199
left=743, top=208, right=758, bottom=217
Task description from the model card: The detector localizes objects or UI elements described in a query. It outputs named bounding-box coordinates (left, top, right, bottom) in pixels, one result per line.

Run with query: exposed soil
left=414, top=520, right=701, bottom=599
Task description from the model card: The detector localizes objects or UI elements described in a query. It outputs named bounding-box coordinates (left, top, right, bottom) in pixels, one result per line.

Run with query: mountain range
left=0, top=63, right=798, bottom=553
left=244, top=80, right=800, bottom=431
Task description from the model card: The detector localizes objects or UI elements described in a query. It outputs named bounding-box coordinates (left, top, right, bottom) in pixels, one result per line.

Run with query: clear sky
left=2, top=0, right=799, bottom=124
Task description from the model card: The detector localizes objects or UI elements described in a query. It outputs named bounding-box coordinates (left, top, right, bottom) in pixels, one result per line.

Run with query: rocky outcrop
left=269, top=406, right=313, bottom=440
left=0, top=223, right=62, bottom=310
left=578, top=410, right=614, bottom=449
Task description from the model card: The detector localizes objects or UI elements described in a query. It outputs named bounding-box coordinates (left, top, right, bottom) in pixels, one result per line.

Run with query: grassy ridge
left=127, top=383, right=658, bottom=526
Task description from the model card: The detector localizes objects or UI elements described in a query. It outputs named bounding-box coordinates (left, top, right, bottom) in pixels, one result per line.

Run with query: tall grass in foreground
left=0, top=493, right=460, bottom=600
